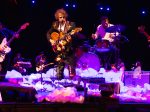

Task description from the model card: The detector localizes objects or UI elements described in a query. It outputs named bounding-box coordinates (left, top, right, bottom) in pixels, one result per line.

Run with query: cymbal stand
left=38, top=70, right=44, bottom=92
left=114, top=31, right=121, bottom=64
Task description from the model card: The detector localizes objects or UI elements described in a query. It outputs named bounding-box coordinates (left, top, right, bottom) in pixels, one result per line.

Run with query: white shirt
left=95, top=24, right=119, bottom=42
left=58, top=23, right=66, bottom=32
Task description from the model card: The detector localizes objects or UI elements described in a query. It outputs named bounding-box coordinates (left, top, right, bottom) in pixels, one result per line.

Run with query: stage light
left=140, top=10, right=147, bottom=17
left=139, top=8, right=148, bottom=16
left=32, top=0, right=35, bottom=4
left=99, top=6, right=103, bottom=10
left=65, top=3, right=69, bottom=7
left=72, top=4, right=76, bottom=8
left=64, top=2, right=77, bottom=9
left=141, top=10, right=146, bottom=14
left=106, top=7, right=110, bottom=11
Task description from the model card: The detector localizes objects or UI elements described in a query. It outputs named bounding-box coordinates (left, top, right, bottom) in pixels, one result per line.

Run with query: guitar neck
left=58, top=28, right=82, bottom=41
left=44, top=62, right=54, bottom=67
left=6, top=29, right=22, bottom=46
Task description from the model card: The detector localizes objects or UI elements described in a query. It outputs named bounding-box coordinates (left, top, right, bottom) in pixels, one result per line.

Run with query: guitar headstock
left=13, top=22, right=30, bottom=39
left=74, top=27, right=82, bottom=32
left=20, top=22, right=30, bottom=30
left=70, top=27, right=82, bottom=35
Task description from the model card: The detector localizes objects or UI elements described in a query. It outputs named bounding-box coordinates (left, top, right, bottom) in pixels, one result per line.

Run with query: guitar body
left=0, top=54, right=5, bottom=63
left=0, top=22, right=29, bottom=62
left=36, top=65, right=44, bottom=72
left=36, top=62, right=54, bottom=72
left=0, top=38, right=11, bottom=62
left=51, top=31, right=69, bottom=52
left=52, top=37, right=69, bottom=52
left=50, top=27, right=82, bottom=53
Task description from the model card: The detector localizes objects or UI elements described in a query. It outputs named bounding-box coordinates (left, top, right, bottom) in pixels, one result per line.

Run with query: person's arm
left=47, top=30, right=56, bottom=46
left=3, top=28, right=14, bottom=35
left=46, top=22, right=57, bottom=46
left=91, top=34, right=98, bottom=40
left=91, top=25, right=101, bottom=40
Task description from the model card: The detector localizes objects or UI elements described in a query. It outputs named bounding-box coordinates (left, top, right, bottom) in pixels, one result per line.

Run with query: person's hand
left=66, top=35, right=71, bottom=42
left=50, top=39, right=56, bottom=45
left=91, top=34, right=97, bottom=39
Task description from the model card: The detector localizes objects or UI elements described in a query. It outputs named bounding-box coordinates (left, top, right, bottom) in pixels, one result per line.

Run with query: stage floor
left=0, top=99, right=150, bottom=112
left=1, top=70, right=150, bottom=112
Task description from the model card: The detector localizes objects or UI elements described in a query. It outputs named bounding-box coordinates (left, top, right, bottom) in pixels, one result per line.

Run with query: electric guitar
left=50, top=27, right=82, bottom=52
left=0, top=22, right=30, bottom=62
left=36, top=62, right=54, bottom=72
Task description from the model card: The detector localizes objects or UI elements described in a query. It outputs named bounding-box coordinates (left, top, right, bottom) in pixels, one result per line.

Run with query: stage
left=0, top=70, right=150, bottom=112
left=0, top=98, right=150, bottom=112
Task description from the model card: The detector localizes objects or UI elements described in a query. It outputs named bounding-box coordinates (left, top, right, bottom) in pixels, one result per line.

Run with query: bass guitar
left=0, top=22, right=30, bottom=62
left=50, top=27, right=82, bottom=52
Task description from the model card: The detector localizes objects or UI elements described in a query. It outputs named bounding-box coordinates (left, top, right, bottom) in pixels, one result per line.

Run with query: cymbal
left=105, top=24, right=125, bottom=33
left=114, top=35, right=129, bottom=43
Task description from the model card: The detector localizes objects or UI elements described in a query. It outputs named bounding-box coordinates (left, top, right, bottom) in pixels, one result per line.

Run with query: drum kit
left=76, top=24, right=128, bottom=71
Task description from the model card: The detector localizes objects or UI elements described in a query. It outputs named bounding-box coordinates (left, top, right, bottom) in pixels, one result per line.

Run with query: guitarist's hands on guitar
left=91, top=33, right=97, bottom=40
left=50, top=27, right=82, bottom=52
left=36, top=64, right=45, bottom=72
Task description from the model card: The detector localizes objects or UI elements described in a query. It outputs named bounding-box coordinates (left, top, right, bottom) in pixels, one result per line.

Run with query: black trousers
left=56, top=53, right=76, bottom=80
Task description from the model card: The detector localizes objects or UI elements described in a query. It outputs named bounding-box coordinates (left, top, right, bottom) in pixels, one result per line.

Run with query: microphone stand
left=37, top=62, right=44, bottom=92
left=38, top=69, right=44, bottom=92
left=114, top=31, right=120, bottom=65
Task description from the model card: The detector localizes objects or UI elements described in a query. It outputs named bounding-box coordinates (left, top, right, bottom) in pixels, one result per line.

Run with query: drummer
left=92, top=16, right=118, bottom=42
left=92, top=16, right=120, bottom=69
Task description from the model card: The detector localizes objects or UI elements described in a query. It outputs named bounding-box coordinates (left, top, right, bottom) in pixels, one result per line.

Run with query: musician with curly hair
left=47, top=8, right=81, bottom=79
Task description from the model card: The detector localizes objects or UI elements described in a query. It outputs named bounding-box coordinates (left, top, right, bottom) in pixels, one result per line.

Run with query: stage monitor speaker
left=99, top=83, right=120, bottom=97
left=0, top=82, right=37, bottom=102
left=82, top=77, right=105, bottom=84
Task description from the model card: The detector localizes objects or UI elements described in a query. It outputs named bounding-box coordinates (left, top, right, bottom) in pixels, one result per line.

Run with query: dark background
left=0, top=0, right=150, bottom=71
